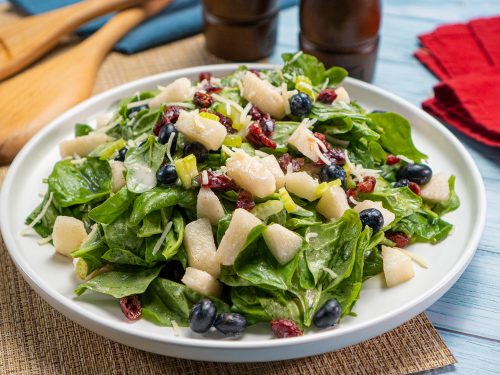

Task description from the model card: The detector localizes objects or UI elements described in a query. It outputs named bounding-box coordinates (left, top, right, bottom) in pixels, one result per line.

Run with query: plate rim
left=0, top=63, right=487, bottom=352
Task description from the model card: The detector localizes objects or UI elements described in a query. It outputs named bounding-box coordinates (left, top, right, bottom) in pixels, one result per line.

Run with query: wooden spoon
left=0, top=0, right=171, bottom=164
left=0, top=0, right=148, bottom=81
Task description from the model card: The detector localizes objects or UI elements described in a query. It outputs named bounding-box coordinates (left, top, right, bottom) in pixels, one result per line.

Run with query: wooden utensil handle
left=0, top=0, right=146, bottom=80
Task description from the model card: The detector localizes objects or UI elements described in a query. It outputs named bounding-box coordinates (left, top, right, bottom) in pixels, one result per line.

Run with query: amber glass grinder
left=203, top=0, right=279, bottom=61
left=300, top=0, right=381, bottom=82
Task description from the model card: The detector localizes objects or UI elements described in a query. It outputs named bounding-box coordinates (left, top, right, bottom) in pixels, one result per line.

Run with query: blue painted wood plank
left=436, top=330, right=500, bottom=375
left=275, top=1, right=500, bottom=372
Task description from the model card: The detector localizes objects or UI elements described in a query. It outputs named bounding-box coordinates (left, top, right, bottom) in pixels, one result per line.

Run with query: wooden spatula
left=0, top=0, right=171, bottom=164
left=0, top=0, right=148, bottom=81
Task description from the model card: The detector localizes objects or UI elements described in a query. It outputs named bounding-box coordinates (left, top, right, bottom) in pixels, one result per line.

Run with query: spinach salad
left=24, top=53, right=459, bottom=338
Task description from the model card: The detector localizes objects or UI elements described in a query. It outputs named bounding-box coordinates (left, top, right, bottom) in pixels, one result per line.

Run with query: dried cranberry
left=119, top=295, right=142, bottom=321
left=385, top=231, right=410, bottom=248
left=270, top=319, right=302, bottom=338
left=199, top=72, right=212, bottom=82
left=408, top=182, right=421, bottom=195
left=214, top=111, right=235, bottom=134
left=198, top=171, right=238, bottom=191
left=278, top=153, right=303, bottom=172
left=315, top=148, right=346, bottom=166
left=249, top=106, right=262, bottom=121
left=259, top=114, right=275, bottom=136
left=346, top=188, right=358, bottom=204
left=153, top=106, right=181, bottom=135
left=236, top=190, right=255, bottom=211
left=249, top=69, right=261, bottom=77
left=386, top=154, right=401, bottom=165
left=205, top=85, right=222, bottom=94
left=357, top=176, right=376, bottom=193
left=317, top=88, right=338, bottom=104
left=313, top=132, right=329, bottom=147
left=193, top=92, right=213, bottom=108
left=246, top=123, right=277, bottom=149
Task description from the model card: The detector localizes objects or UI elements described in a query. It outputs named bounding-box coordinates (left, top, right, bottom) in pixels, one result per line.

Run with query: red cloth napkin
left=415, top=16, right=500, bottom=147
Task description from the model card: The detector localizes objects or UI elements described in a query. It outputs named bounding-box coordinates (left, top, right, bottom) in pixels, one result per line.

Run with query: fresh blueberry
left=158, top=123, right=178, bottom=150
left=214, top=313, right=247, bottom=335
left=189, top=299, right=217, bottom=333
left=313, top=299, right=342, bottom=328
left=319, top=164, right=346, bottom=187
left=396, top=164, right=432, bottom=185
left=289, top=93, right=312, bottom=117
left=394, top=179, right=410, bottom=188
left=115, top=147, right=128, bottom=162
left=183, top=142, right=208, bottom=163
left=359, top=208, right=384, bottom=233
left=156, top=164, right=177, bottom=185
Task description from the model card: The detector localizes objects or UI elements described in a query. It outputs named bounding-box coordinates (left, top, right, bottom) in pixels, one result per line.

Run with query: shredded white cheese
left=212, top=93, right=245, bottom=113
left=95, top=117, right=120, bottom=134
left=201, top=170, right=209, bottom=185
left=321, top=267, right=338, bottom=280
left=21, top=192, right=54, bottom=236
left=305, top=232, right=318, bottom=243
left=163, top=102, right=195, bottom=109
left=165, top=132, right=176, bottom=164
left=37, top=235, right=52, bottom=245
left=288, top=51, right=304, bottom=65
left=320, top=78, right=329, bottom=90
left=254, top=150, right=270, bottom=158
left=312, top=135, right=328, bottom=153
left=236, top=79, right=244, bottom=96
left=345, top=150, right=380, bottom=182
left=316, top=150, right=332, bottom=165
left=286, top=162, right=294, bottom=175
left=171, top=320, right=181, bottom=337
left=240, top=102, right=252, bottom=125
left=397, top=248, right=429, bottom=269
left=348, top=196, right=359, bottom=205
left=396, top=154, right=415, bottom=164
left=221, top=145, right=235, bottom=156
left=152, top=221, right=173, bottom=255
left=126, top=98, right=151, bottom=109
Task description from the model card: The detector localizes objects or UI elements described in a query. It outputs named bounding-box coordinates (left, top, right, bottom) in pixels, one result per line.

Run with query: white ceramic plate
left=0, top=64, right=486, bottom=362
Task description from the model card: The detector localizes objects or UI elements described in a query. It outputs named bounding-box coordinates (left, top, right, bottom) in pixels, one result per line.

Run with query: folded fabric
left=416, top=16, right=500, bottom=147
left=8, top=0, right=299, bottom=54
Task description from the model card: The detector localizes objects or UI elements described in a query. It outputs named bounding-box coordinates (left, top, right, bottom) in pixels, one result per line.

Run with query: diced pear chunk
left=225, top=149, right=276, bottom=198
left=316, top=186, right=350, bottom=220
left=217, top=208, right=262, bottom=266
left=260, top=155, right=285, bottom=189
left=288, top=123, right=321, bottom=163
left=382, top=246, right=415, bottom=287
left=285, top=172, right=319, bottom=201
left=149, top=77, right=193, bottom=108
left=59, top=132, right=113, bottom=158
left=241, top=71, right=286, bottom=119
left=197, top=187, right=225, bottom=225
left=420, top=172, right=450, bottom=203
left=184, top=219, right=220, bottom=278
left=263, top=224, right=302, bottom=264
left=52, top=216, right=87, bottom=257
left=181, top=267, right=222, bottom=297
left=353, top=200, right=395, bottom=227
left=334, top=87, right=350, bottom=104
left=175, top=110, right=227, bottom=151
left=110, top=161, right=126, bottom=193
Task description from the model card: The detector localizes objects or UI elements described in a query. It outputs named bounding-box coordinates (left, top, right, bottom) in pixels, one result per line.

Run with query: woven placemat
left=0, top=4, right=456, bottom=374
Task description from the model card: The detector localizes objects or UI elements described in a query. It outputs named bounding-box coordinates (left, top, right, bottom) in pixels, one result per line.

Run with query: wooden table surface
left=270, top=1, right=500, bottom=373
left=1, top=0, right=499, bottom=373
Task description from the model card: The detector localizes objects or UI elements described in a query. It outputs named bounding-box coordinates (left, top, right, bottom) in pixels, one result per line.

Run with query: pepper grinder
left=299, top=0, right=381, bottom=82
left=203, top=0, right=279, bottom=61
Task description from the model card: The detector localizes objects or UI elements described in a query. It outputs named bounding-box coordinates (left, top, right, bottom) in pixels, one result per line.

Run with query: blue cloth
left=8, top=0, right=298, bottom=54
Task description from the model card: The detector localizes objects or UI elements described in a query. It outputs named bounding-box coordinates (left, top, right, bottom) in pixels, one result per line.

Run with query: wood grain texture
left=0, top=0, right=146, bottom=81
left=272, top=1, right=500, bottom=373
left=0, top=0, right=170, bottom=164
